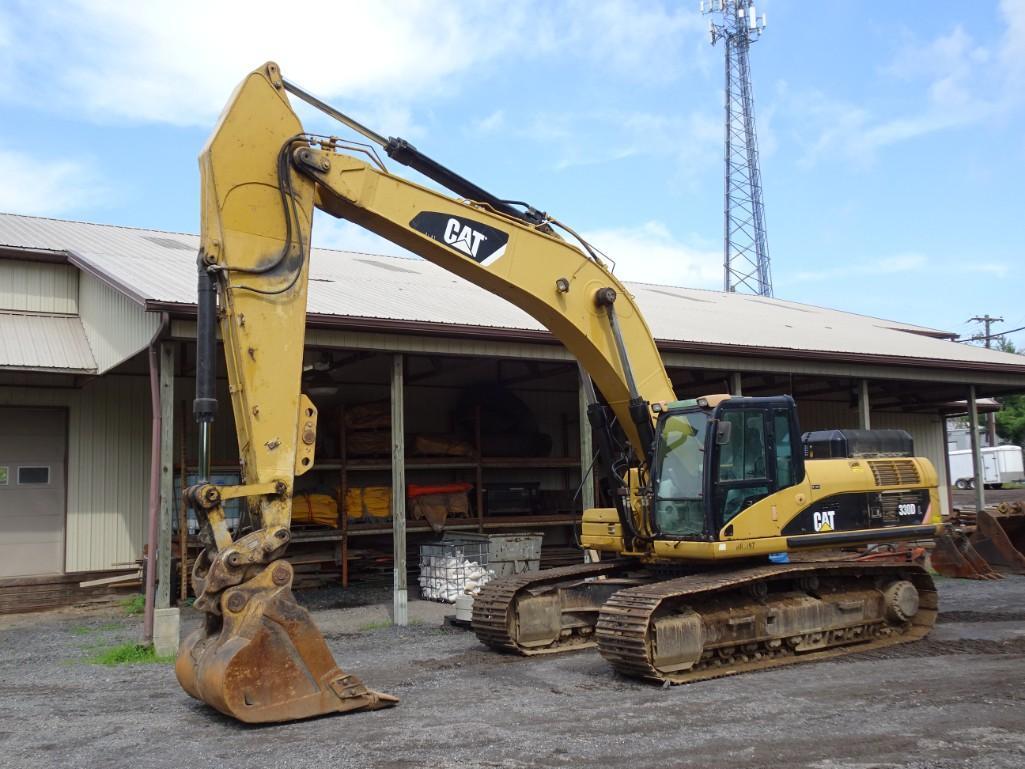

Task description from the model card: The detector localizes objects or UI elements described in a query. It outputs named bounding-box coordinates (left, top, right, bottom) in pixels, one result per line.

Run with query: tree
left=994, top=339, right=1025, bottom=447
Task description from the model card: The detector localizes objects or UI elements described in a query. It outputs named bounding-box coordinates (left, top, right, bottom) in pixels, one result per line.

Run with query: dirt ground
left=1, top=576, right=1023, bottom=769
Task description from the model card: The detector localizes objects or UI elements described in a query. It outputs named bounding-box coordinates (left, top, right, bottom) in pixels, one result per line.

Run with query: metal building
left=2, top=213, right=1024, bottom=610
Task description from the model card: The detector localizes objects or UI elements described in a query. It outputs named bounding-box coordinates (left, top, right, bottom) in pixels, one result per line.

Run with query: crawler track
left=595, top=562, right=937, bottom=685
left=472, top=562, right=629, bottom=654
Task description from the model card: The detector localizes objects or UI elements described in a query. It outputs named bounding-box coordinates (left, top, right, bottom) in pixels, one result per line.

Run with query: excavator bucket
left=931, top=529, right=1002, bottom=580
left=176, top=560, right=398, bottom=723
left=970, top=505, right=1025, bottom=574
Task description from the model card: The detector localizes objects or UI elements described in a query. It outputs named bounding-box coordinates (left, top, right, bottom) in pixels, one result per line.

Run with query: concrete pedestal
left=153, top=607, right=180, bottom=657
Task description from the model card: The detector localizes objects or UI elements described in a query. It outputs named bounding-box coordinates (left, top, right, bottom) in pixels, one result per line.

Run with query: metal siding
left=79, top=273, right=160, bottom=373
left=797, top=400, right=949, bottom=518
left=0, top=313, right=97, bottom=371
left=0, top=376, right=151, bottom=572
left=0, top=260, right=78, bottom=313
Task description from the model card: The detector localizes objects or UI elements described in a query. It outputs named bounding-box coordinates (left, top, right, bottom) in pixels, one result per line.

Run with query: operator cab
left=651, top=395, right=804, bottom=540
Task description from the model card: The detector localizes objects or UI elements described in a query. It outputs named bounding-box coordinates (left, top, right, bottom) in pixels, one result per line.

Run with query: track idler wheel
left=176, top=560, right=397, bottom=723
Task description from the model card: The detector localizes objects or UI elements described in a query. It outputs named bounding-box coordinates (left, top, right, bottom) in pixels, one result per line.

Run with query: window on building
left=17, top=466, right=50, bottom=485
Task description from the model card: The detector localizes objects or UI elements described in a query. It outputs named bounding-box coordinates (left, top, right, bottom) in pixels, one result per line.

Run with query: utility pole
left=969, top=314, right=1003, bottom=446
left=702, top=0, right=772, bottom=297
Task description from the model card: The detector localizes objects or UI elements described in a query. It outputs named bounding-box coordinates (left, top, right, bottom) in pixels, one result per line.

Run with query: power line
left=959, top=323, right=1025, bottom=342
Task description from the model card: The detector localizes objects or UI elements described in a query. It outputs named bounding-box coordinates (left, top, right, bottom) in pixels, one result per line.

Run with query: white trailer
left=949, top=445, right=1025, bottom=489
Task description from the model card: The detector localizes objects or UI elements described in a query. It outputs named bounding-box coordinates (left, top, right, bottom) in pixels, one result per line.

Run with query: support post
left=156, top=341, right=176, bottom=609
left=391, top=354, right=408, bottom=626
left=968, top=385, right=986, bottom=511
left=578, top=381, right=595, bottom=512
left=940, top=416, right=953, bottom=520
left=729, top=372, right=743, bottom=396
left=857, top=379, right=871, bottom=430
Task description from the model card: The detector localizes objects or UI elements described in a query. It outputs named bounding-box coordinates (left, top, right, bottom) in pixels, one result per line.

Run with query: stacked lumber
left=0, top=570, right=141, bottom=614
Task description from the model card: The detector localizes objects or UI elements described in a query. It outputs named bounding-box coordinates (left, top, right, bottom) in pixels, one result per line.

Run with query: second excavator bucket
left=970, top=505, right=1025, bottom=574
left=931, top=529, right=1002, bottom=580
left=176, top=560, right=398, bottom=723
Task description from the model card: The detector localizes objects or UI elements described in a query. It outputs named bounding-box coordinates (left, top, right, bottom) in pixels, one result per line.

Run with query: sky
left=1, top=1, right=1023, bottom=348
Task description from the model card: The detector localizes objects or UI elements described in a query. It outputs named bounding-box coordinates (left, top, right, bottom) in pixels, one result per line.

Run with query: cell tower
left=701, top=0, right=772, bottom=296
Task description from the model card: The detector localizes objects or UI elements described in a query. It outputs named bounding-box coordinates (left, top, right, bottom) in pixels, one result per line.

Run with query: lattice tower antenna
left=702, top=0, right=772, bottom=296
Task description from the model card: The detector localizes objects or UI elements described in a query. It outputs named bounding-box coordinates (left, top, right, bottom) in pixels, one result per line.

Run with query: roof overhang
left=0, top=312, right=98, bottom=374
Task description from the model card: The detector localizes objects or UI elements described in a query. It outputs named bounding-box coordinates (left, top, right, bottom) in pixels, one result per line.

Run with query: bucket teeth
left=176, top=560, right=397, bottom=723
left=931, top=530, right=1003, bottom=580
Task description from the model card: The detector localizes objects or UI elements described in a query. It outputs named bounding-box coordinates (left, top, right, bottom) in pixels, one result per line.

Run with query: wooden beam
left=156, top=341, right=176, bottom=609
left=391, top=353, right=408, bottom=626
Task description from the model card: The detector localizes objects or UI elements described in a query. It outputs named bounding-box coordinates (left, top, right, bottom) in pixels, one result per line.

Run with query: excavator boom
left=178, top=62, right=675, bottom=723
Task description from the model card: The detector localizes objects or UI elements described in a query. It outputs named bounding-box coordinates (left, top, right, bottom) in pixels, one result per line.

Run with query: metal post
left=391, top=354, right=408, bottom=626
left=968, top=385, right=986, bottom=511
left=857, top=380, right=871, bottom=430
left=156, top=342, right=176, bottom=609
left=578, top=380, right=595, bottom=512
left=730, top=372, right=743, bottom=396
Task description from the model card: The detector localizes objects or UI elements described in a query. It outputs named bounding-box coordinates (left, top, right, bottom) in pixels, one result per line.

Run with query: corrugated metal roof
left=0, top=311, right=97, bottom=372
left=0, top=211, right=1022, bottom=370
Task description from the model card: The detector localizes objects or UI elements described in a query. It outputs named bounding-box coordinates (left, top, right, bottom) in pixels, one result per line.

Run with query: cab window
left=653, top=411, right=708, bottom=538
left=773, top=410, right=793, bottom=488
left=716, top=409, right=770, bottom=525
left=717, top=410, right=767, bottom=482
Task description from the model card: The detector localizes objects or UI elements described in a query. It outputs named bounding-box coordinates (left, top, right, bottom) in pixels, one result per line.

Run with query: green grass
left=86, top=643, right=174, bottom=666
left=121, top=594, right=146, bottom=615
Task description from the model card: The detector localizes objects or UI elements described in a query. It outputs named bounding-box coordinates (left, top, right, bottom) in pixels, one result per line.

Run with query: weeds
left=121, top=595, right=146, bottom=615
left=86, top=643, right=174, bottom=666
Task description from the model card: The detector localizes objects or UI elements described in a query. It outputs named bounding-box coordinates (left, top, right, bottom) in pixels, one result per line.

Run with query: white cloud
left=0, top=148, right=106, bottom=216
left=473, top=110, right=505, bottom=135
left=518, top=108, right=720, bottom=176
left=0, top=1, right=534, bottom=126
left=785, top=6, right=1025, bottom=167
left=0, top=1, right=711, bottom=128
left=584, top=221, right=721, bottom=289
left=555, top=0, right=708, bottom=83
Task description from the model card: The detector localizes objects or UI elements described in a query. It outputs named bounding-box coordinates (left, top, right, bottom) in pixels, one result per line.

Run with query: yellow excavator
left=176, top=62, right=943, bottom=723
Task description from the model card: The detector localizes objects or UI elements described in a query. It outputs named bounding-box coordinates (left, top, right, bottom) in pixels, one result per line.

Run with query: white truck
left=949, top=444, right=1025, bottom=489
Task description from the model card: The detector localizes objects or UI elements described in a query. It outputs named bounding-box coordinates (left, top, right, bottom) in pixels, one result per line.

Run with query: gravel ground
left=1, top=576, right=1023, bottom=769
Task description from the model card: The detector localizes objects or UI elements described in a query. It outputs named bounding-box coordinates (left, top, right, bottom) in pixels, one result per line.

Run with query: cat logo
left=443, top=218, right=487, bottom=258
left=408, top=211, right=510, bottom=265
left=813, top=510, right=836, bottom=533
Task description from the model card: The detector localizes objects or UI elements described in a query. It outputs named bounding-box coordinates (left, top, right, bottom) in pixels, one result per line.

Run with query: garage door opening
left=0, top=407, right=67, bottom=577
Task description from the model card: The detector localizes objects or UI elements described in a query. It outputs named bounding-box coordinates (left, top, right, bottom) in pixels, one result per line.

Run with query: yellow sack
left=291, top=493, right=339, bottom=528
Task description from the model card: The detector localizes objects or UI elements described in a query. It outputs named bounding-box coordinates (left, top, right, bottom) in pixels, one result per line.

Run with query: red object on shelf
left=407, top=482, right=473, bottom=498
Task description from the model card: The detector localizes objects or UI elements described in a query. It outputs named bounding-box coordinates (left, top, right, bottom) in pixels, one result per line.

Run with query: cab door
left=712, top=401, right=801, bottom=532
